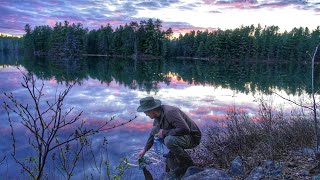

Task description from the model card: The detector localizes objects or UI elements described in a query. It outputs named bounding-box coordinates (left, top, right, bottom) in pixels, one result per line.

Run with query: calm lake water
left=0, top=53, right=318, bottom=179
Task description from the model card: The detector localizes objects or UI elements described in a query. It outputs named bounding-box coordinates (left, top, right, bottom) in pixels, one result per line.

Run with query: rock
left=182, top=168, right=232, bottom=180
left=163, top=172, right=176, bottom=180
left=310, top=164, right=320, bottom=175
left=313, top=174, right=320, bottom=180
left=159, top=173, right=167, bottom=180
left=230, top=156, right=244, bottom=176
left=287, top=162, right=298, bottom=168
left=264, top=160, right=283, bottom=178
left=264, top=160, right=275, bottom=169
left=303, top=148, right=315, bottom=156
left=245, top=166, right=264, bottom=180
left=298, top=169, right=309, bottom=176
left=182, top=166, right=204, bottom=178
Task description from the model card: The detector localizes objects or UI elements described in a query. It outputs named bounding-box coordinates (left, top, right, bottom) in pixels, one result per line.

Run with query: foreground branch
left=3, top=69, right=135, bottom=179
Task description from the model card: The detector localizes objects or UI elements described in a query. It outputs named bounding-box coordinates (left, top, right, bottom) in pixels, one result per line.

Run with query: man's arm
left=144, top=134, right=154, bottom=152
left=139, top=125, right=158, bottom=157
left=139, top=134, right=154, bottom=158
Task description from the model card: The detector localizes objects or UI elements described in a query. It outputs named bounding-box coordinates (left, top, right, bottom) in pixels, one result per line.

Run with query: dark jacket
left=144, top=105, right=201, bottom=151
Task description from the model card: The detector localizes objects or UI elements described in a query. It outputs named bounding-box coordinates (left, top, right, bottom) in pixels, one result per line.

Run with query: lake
left=0, top=53, right=318, bottom=179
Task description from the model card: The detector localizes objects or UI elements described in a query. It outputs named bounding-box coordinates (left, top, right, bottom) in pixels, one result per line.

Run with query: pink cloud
left=0, top=127, right=11, bottom=134
left=48, top=77, right=57, bottom=84
left=215, top=1, right=257, bottom=8
left=47, top=19, right=56, bottom=26
left=123, top=122, right=153, bottom=131
left=49, top=0, right=61, bottom=5
left=205, top=114, right=226, bottom=121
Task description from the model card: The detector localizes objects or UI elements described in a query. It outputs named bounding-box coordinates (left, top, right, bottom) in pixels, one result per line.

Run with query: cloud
left=135, top=0, right=181, bottom=10
left=202, top=0, right=319, bottom=11
left=136, top=1, right=162, bottom=10
left=0, top=0, right=143, bottom=35
left=1, top=0, right=320, bottom=36
left=204, top=0, right=258, bottom=6
left=208, top=10, right=222, bottom=13
left=163, top=21, right=217, bottom=37
left=255, top=0, right=308, bottom=9
left=177, top=3, right=201, bottom=10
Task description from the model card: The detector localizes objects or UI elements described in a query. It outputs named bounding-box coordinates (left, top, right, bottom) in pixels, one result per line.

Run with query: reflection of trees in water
left=19, top=56, right=320, bottom=95
left=22, top=55, right=87, bottom=85
left=0, top=52, right=21, bottom=67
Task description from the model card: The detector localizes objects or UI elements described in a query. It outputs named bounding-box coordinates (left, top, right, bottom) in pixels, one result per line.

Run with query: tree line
left=1, top=19, right=320, bottom=61
left=0, top=35, right=22, bottom=52
left=174, top=25, right=320, bottom=61
left=21, top=19, right=172, bottom=58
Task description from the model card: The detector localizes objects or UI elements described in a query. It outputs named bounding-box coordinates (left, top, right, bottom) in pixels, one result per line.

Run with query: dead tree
left=311, top=44, right=319, bottom=151
left=274, top=43, right=320, bottom=151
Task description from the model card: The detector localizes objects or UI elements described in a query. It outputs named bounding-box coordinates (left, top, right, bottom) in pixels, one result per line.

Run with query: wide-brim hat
left=137, top=97, right=161, bottom=112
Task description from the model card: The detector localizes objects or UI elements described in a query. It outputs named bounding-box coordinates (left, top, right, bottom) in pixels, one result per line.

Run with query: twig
left=0, top=156, right=6, bottom=165
left=273, top=92, right=312, bottom=110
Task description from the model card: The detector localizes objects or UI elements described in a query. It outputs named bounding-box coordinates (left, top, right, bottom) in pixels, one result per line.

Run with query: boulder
left=182, top=168, right=232, bottom=180
left=230, top=156, right=244, bottom=176
left=245, top=166, right=264, bottom=180
left=303, top=148, right=315, bottom=156
left=264, top=160, right=283, bottom=178
left=313, top=174, right=320, bottom=180
left=182, top=166, right=204, bottom=178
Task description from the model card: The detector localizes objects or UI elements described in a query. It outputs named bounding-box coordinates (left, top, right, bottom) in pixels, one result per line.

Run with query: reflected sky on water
left=0, top=56, right=315, bottom=179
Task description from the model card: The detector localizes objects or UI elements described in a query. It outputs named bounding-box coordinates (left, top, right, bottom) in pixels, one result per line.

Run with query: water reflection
left=17, top=55, right=320, bottom=95
left=0, top=55, right=318, bottom=179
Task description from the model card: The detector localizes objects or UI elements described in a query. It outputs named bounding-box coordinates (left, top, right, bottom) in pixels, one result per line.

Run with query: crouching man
left=137, top=97, right=201, bottom=178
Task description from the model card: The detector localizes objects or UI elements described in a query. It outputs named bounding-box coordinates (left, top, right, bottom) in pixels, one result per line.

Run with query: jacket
left=144, top=105, right=201, bottom=151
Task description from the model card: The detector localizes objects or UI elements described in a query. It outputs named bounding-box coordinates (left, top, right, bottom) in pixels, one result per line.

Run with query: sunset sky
left=1, top=0, right=320, bottom=36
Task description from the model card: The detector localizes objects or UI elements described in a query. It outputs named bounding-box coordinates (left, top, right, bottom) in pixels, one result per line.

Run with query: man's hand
left=158, top=129, right=164, bottom=138
left=138, top=149, right=146, bottom=158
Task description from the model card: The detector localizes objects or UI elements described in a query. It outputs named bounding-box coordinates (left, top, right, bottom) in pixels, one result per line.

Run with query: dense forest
left=1, top=19, right=320, bottom=61
left=0, top=35, right=22, bottom=52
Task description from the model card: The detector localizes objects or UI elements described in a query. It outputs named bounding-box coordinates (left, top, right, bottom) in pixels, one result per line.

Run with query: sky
left=0, top=0, right=320, bottom=37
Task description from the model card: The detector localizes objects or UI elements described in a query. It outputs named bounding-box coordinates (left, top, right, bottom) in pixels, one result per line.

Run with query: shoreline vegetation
left=184, top=98, right=318, bottom=179
left=0, top=18, right=319, bottom=62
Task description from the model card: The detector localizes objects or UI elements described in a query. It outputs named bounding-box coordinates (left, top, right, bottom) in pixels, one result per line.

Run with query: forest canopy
left=1, top=19, right=320, bottom=61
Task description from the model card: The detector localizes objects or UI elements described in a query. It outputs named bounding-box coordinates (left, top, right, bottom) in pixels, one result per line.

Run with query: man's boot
left=172, top=156, right=194, bottom=178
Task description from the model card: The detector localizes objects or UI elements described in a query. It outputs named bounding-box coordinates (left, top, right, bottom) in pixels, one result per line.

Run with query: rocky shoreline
left=160, top=148, right=320, bottom=180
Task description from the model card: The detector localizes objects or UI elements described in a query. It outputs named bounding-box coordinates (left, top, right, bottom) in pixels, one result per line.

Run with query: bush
left=189, top=101, right=315, bottom=171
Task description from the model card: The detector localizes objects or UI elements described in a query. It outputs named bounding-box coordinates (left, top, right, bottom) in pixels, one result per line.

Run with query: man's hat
left=137, top=97, right=161, bottom=112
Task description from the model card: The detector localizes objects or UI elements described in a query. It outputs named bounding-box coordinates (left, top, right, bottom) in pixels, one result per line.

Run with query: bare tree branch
left=4, top=69, right=135, bottom=179
left=0, top=156, right=6, bottom=165
left=273, top=92, right=313, bottom=110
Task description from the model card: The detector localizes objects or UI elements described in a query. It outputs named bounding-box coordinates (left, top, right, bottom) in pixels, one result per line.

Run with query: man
left=137, top=96, right=201, bottom=177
